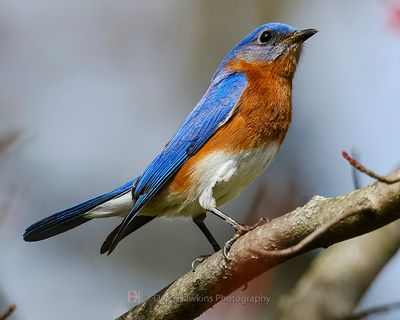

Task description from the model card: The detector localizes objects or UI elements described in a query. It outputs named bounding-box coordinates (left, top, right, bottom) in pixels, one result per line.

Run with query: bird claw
left=191, top=255, right=211, bottom=271
left=223, top=235, right=239, bottom=260
left=251, top=217, right=269, bottom=229
left=223, top=218, right=268, bottom=260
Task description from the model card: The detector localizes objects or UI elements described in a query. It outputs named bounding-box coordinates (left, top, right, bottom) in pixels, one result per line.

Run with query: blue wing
left=106, top=71, right=247, bottom=253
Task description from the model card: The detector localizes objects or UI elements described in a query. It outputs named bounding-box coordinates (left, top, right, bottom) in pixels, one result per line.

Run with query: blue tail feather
left=23, top=179, right=137, bottom=242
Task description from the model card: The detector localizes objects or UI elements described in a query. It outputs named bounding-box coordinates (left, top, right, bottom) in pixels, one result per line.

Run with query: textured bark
left=280, top=220, right=400, bottom=320
left=117, top=168, right=400, bottom=320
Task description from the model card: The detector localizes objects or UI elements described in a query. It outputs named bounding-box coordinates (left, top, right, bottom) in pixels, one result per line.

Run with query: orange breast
left=168, top=56, right=294, bottom=193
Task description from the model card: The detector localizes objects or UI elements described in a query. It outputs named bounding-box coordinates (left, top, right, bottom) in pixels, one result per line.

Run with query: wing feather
left=106, top=71, right=247, bottom=253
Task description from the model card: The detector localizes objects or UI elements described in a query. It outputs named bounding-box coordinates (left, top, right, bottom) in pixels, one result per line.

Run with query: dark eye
left=258, top=30, right=272, bottom=44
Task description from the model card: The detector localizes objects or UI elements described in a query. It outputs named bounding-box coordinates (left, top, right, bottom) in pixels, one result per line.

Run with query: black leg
left=193, top=213, right=221, bottom=252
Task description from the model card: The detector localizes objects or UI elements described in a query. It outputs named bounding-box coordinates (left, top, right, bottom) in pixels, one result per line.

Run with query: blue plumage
left=23, top=22, right=318, bottom=256
left=213, top=23, right=297, bottom=77
left=23, top=178, right=137, bottom=241
left=107, top=71, right=248, bottom=252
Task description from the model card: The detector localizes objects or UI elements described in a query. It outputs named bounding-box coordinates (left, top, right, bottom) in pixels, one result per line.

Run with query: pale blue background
left=0, top=1, right=399, bottom=319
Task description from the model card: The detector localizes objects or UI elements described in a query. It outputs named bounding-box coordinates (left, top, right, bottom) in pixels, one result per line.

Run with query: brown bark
left=117, top=168, right=400, bottom=320
left=280, top=220, right=400, bottom=320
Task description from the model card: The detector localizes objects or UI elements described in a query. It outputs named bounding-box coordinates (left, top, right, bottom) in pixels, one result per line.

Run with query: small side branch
left=261, top=206, right=365, bottom=257
left=342, top=151, right=400, bottom=184
left=265, top=151, right=398, bottom=257
left=0, top=305, right=16, bottom=320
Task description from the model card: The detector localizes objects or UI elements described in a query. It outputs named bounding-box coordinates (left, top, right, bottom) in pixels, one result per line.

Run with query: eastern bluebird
left=24, top=23, right=317, bottom=258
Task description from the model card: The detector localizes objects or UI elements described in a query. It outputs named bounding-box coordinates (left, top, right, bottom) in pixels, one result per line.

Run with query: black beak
left=292, top=28, right=318, bottom=42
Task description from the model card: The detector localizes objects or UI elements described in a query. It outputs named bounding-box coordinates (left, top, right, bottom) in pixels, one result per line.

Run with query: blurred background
left=0, top=0, right=399, bottom=319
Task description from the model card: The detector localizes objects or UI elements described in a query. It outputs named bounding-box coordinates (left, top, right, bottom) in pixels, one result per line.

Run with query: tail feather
left=100, top=215, right=156, bottom=255
left=23, top=179, right=137, bottom=242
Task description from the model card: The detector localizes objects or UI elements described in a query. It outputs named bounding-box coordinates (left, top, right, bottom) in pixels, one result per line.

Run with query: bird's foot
left=223, top=217, right=268, bottom=260
left=223, top=233, right=242, bottom=260
left=191, top=255, right=211, bottom=271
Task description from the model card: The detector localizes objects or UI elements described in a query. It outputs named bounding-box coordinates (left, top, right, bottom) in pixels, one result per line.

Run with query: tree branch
left=0, top=305, right=16, bottom=320
left=279, top=220, right=400, bottom=320
left=117, top=167, right=400, bottom=320
left=279, top=152, right=400, bottom=320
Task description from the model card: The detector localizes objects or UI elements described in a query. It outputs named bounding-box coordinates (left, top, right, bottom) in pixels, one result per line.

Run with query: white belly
left=87, top=143, right=279, bottom=219
left=142, top=143, right=280, bottom=217
left=196, top=143, right=279, bottom=210
left=193, top=143, right=279, bottom=211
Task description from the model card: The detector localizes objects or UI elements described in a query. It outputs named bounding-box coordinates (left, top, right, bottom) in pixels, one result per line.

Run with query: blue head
left=216, top=23, right=317, bottom=77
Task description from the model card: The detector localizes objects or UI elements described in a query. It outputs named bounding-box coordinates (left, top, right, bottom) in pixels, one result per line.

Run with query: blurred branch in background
left=117, top=165, right=400, bottom=320
left=279, top=219, right=400, bottom=320
left=0, top=133, right=18, bottom=320
left=0, top=131, right=19, bottom=161
left=0, top=130, right=21, bottom=225
left=346, top=301, right=400, bottom=320
left=0, top=304, right=16, bottom=320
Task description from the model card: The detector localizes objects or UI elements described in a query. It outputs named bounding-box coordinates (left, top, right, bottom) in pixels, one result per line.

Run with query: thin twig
left=343, top=300, right=400, bottom=320
left=342, top=151, right=400, bottom=184
left=263, top=207, right=365, bottom=256
left=0, top=186, right=19, bottom=226
left=0, top=305, right=16, bottom=320
left=264, top=151, right=396, bottom=257
left=350, top=149, right=361, bottom=189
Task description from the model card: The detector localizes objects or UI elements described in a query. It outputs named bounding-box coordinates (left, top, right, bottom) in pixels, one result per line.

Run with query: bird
left=23, top=23, right=317, bottom=259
